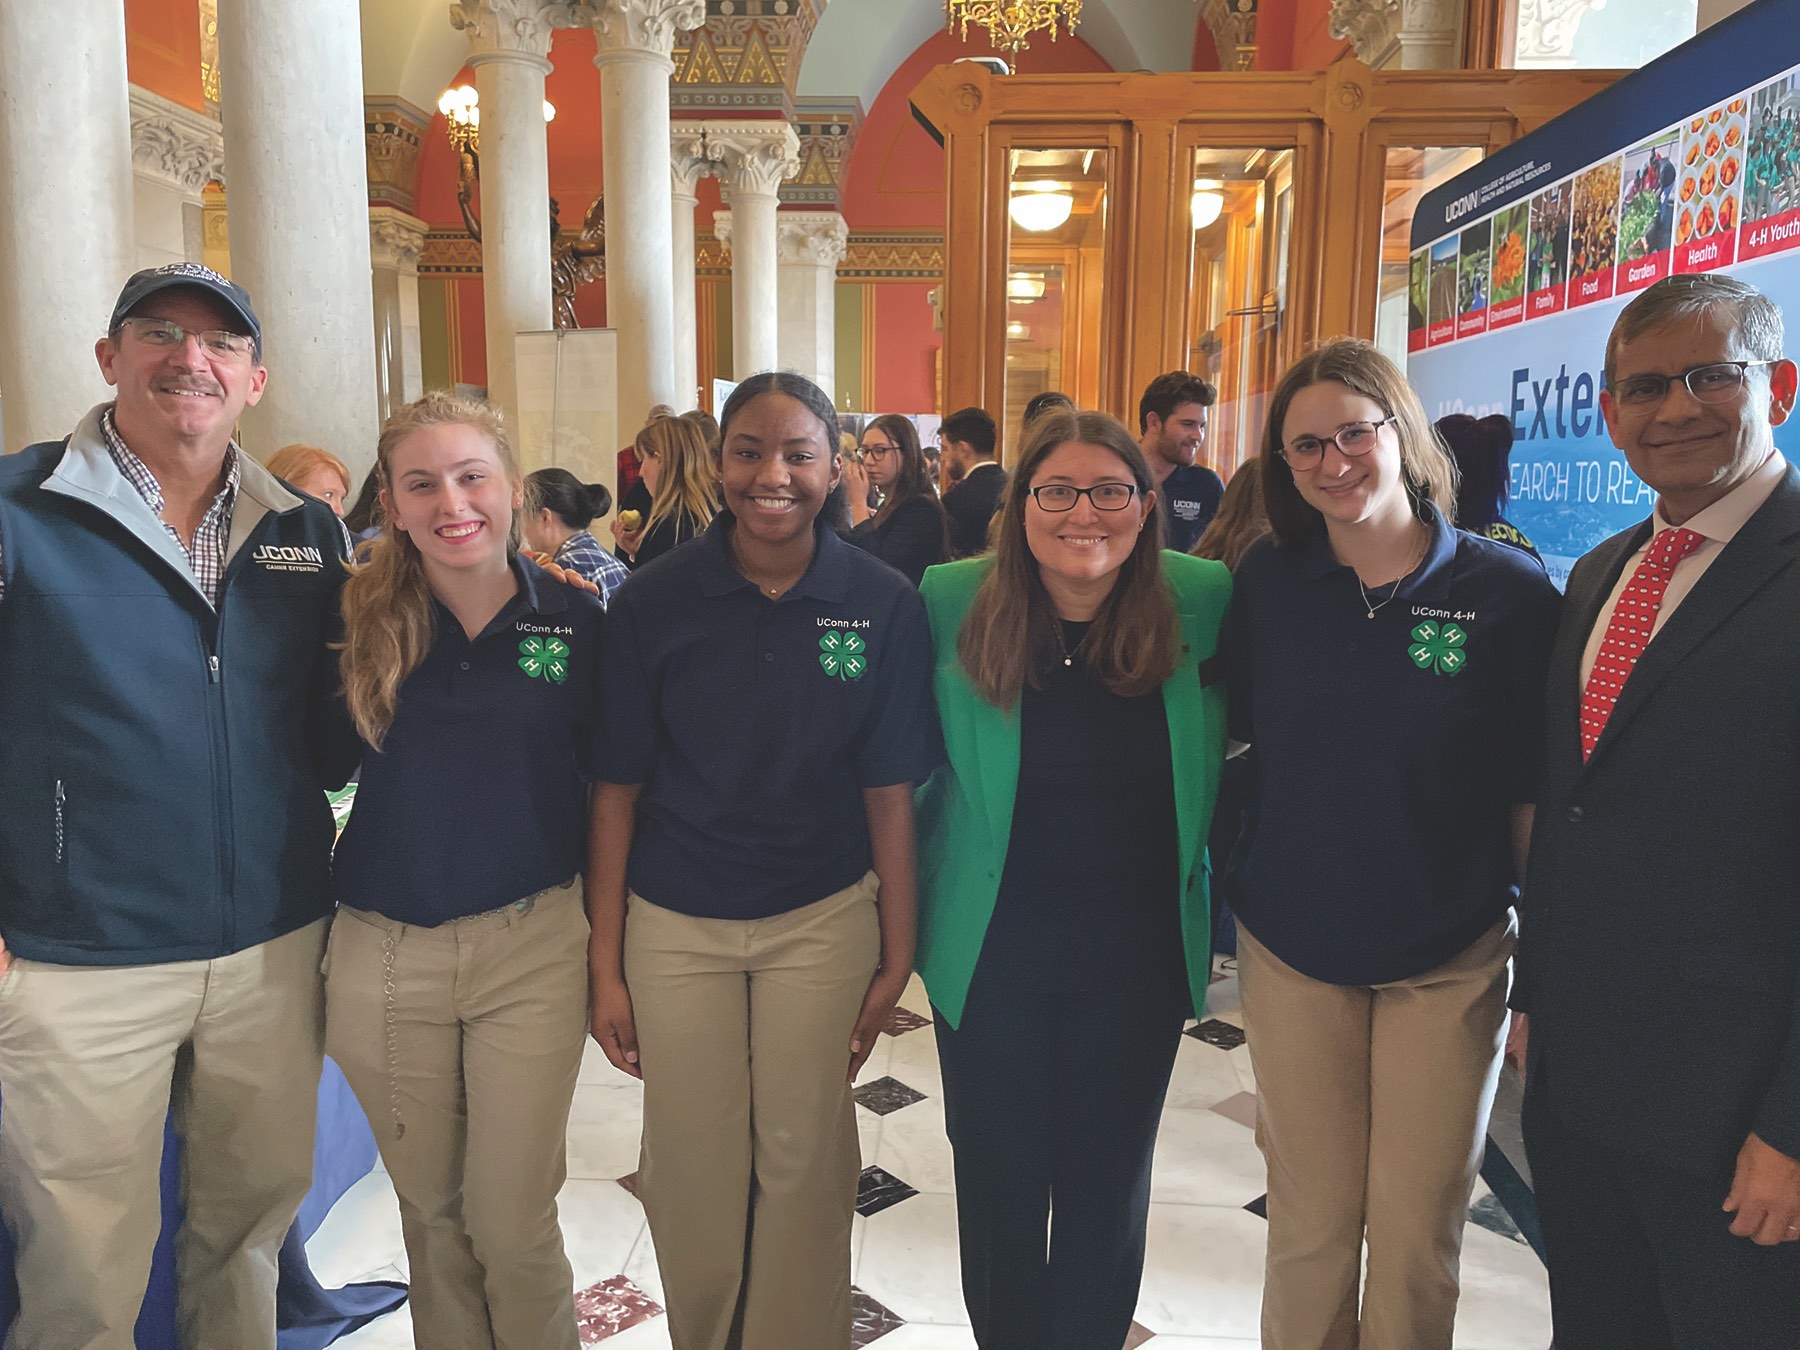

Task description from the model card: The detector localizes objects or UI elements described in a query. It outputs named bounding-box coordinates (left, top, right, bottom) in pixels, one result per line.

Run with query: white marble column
left=709, top=123, right=801, bottom=380
left=0, top=0, right=134, bottom=450
left=776, top=212, right=847, bottom=397
left=670, top=124, right=715, bottom=410
left=217, top=0, right=378, bottom=458
left=582, top=1, right=704, bottom=430
left=452, top=1, right=573, bottom=426
left=369, top=208, right=429, bottom=428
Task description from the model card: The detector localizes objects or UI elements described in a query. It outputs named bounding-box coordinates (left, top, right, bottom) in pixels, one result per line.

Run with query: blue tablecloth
left=0, top=1058, right=407, bottom=1348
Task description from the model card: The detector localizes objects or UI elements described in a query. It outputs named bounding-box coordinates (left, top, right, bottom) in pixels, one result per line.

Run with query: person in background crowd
left=916, top=408, right=1230, bottom=1350
left=680, top=408, right=720, bottom=457
left=0, top=264, right=346, bottom=1350
left=842, top=414, right=951, bottom=586
left=588, top=371, right=938, bottom=1350
left=617, top=403, right=677, bottom=510
left=1022, top=390, right=1075, bottom=430
left=923, top=435, right=945, bottom=495
left=328, top=391, right=601, bottom=1350
left=939, top=406, right=1007, bottom=558
left=611, top=415, right=717, bottom=570
left=1191, top=463, right=1269, bottom=959
left=523, top=466, right=630, bottom=604
left=1517, top=273, right=1800, bottom=1350
left=1226, top=338, right=1560, bottom=1350
left=1139, top=371, right=1225, bottom=552
left=266, top=443, right=352, bottom=518
left=1436, top=413, right=1542, bottom=561
left=345, top=463, right=385, bottom=544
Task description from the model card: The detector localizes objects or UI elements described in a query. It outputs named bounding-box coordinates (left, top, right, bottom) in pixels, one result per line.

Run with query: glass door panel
left=1378, top=146, right=1486, bottom=367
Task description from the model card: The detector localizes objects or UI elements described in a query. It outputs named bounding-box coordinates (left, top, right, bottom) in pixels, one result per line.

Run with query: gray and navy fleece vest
left=0, top=410, right=346, bottom=964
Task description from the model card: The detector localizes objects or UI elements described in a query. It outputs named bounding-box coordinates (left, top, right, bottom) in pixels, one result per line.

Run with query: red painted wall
left=124, top=0, right=205, bottom=111
left=1286, top=0, right=1351, bottom=69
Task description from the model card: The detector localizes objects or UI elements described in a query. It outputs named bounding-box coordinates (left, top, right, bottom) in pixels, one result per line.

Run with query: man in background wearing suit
left=1514, top=272, right=1800, bottom=1349
left=939, top=406, right=1006, bottom=558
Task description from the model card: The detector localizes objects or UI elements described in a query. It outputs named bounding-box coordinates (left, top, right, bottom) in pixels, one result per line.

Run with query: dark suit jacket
left=847, top=494, right=951, bottom=587
left=943, top=461, right=1007, bottom=558
left=1520, top=467, right=1800, bottom=1177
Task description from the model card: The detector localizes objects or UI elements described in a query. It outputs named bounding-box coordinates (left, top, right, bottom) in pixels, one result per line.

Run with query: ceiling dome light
left=1009, top=189, right=1074, bottom=233
left=1006, top=273, right=1047, bottom=300
left=1006, top=320, right=1030, bottom=341
left=1191, top=188, right=1224, bottom=231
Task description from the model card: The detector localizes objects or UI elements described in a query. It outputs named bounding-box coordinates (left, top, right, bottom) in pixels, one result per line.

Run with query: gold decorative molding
left=670, top=0, right=822, bottom=115
left=365, top=98, right=430, bottom=213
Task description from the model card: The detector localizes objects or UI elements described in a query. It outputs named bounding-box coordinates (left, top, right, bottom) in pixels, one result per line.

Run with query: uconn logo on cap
left=251, top=544, right=324, bottom=573
left=147, top=262, right=232, bottom=286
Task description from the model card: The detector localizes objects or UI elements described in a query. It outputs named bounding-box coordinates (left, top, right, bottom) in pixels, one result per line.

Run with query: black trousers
left=933, top=898, right=1187, bottom=1350
left=1523, top=1072, right=1800, bottom=1350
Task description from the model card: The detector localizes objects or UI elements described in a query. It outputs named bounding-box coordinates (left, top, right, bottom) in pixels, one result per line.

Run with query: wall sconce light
left=1191, top=184, right=1225, bottom=231
left=1006, top=272, right=1047, bottom=300
left=1009, top=186, right=1074, bottom=233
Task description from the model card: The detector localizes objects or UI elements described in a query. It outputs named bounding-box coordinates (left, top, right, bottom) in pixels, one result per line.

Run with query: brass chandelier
left=945, top=0, right=1084, bottom=58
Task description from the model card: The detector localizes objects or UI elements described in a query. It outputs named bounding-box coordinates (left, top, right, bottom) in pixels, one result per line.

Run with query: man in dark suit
left=1514, top=273, right=1800, bottom=1349
left=939, top=406, right=1005, bottom=558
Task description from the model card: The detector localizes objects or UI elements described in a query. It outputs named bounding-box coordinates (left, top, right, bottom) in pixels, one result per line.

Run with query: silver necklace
left=1355, top=534, right=1428, bottom=619
left=1052, top=619, right=1089, bottom=667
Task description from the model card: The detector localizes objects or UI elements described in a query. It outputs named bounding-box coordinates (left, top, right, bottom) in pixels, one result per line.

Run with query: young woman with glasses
left=840, top=413, right=950, bottom=585
left=1224, top=339, right=1560, bottom=1350
left=915, top=408, right=1231, bottom=1349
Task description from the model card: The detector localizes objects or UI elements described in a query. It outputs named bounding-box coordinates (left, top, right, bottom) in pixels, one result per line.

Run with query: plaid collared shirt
left=552, top=529, right=631, bottom=607
left=101, top=408, right=241, bottom=608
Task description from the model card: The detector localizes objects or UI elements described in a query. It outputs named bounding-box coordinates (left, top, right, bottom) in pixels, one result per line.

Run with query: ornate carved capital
left=776, top=211, right=848, bottom=268
left=1329, top=0, right=1460, bottom=67
left=366, top=98, right=429, bottom=213
left=1199, top=0, right=1260, bottom=72
left=369, top=207, right=430, bottom=273
left=1329, top=0, right=1400, bottom=61
left=1513, top=0, right=1599, bottom=64
left=712, top=208, right=733, bottom=250
left=581, top=0, right=706, bottom=66
left=707, top=120, right=801, bottom=201
left=671, top=122, right=716, bottom=200
left=130, top=86, right=226, bottom=198
left=451, top=0, right=583, bottom=66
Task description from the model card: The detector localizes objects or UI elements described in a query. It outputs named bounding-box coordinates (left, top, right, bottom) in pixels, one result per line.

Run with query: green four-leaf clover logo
left=1408, top=621, right=1467, bottom=677
left=518, top=635, right=570, bottom=684
left=819, top=629, right=868, bottom=681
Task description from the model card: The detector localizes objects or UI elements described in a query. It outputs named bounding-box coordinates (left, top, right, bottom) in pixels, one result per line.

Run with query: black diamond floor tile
left=1244, top=1193, right=1268, bottom=1219
left=1470, top=1191, right=1527, bottom=1244
left=1185, top=1017, right=1247, bottom=1050
left=853, top=1075, right=928, bottom=1116
left=850, top=1286, right=907, bottom=1344
left=856, top=1164, right=919, bottom=1218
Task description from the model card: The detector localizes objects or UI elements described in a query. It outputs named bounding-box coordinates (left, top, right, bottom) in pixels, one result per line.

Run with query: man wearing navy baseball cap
left=0, top=264, right=349, bottom=1348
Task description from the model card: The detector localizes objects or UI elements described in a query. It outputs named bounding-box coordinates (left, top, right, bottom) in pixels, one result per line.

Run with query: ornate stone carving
left=580, top=0, right=707, bottom=63
left=365, top=98, right=429, bottom=213
left=129, top=87, right=226, bottom=197
left=450, top=0, right=585, bottom=63
left=669, top=0, right=823, bottom=114
left=783, top=98, right=861, bottom=209
left=696, top=230, right=946, bottom=281
left=1199, top=0, right=1260, bottom=71
left=369, top=207, right=429, bottom=273
left=952, top=83, right=984, bottom=114
left=671, top=122, right=717, bottom=199
left=708, top=120, right=801, bottom=199
left=776, top=211, right=848, bottom=268
left=712, top=208, right=733, bottom=250
left=1513, top=0, right=1600, bottom=65
left=1328, top=0, right=1460, bottom=68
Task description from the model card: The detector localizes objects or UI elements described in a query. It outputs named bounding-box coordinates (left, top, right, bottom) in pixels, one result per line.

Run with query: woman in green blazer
left=915, top=408, right=1231, bottom=1350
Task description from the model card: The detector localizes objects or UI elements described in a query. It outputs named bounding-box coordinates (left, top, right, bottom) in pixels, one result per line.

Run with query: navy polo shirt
left=1222, top=507, right=1560, bottom=985
left=600, top=513, right=940, bottom=920
left=332, top=556, right=604, bottom=926
left=1158, top=464, right=1226, bottom=552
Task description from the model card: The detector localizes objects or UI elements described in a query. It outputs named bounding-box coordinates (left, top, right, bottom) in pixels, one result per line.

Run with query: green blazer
left=915, top=552, right=1232, bottom=1029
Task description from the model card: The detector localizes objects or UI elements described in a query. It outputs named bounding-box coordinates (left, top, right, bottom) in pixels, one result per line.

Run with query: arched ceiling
left=799, top=0, right=1199, bottom=104
left=360, top=0, right=472, bottom=112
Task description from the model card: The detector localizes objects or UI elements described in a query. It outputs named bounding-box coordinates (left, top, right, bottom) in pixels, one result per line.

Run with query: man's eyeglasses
left=1027, top=483, right=1139, bottom=512
left=1610, top=360, right=1776, bottom=412
left=1278, top=417, right=1395, bottom=470
left=119, top=317, right=256, bottom=361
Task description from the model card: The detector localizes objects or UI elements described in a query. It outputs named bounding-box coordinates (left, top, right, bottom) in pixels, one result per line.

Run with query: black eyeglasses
left=1610, top=360, right=1776, bottom=412
left=860, top=443, right=898, bottom=460
left=1027, top=483, right=1139, bottom=512
left=1278, top=417, right=1395, bottom=469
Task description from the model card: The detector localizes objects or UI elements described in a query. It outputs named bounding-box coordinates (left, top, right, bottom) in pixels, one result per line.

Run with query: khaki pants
left=625, top=875, right=881, bottom=1350
left=1237, top=916, right=1513, bottom=1350
left=325, top=881, right=589, bottom=1350
left=0, top=920, right=327, bottom=1350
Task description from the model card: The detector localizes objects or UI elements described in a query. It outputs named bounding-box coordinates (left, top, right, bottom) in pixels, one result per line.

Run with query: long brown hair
left=339, top=391, right=521, bottom=749
left=865, top=413, right=946, bottom=530
left=957, top=409, right=1179, bottom=706
left=639, top=415, right=718, bottom=538
left=1192, top=461, right=1269, bottom=570
left=1258, top=338, right=1458, bottom=546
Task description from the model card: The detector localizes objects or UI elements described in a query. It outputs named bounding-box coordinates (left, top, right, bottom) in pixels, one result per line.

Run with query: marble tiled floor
left=319, top=960, right=1552, bottom=1349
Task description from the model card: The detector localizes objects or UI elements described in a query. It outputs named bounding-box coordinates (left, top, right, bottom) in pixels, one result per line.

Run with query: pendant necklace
left=1052, top=619, right=1089, bottom=668
left=1355, top=532, right=1428, bottom=619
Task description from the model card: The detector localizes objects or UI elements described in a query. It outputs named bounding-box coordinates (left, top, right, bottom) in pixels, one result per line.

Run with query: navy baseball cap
left=109, top=264, right=262, bottom=355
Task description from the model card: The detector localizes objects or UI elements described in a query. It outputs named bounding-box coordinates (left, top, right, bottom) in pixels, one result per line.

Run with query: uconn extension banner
left=1407, top=0, right=1800, bottom=588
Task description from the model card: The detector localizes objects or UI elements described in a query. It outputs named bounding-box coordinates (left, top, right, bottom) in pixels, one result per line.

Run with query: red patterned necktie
left=1578, top=527, right=1706, bottom=760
